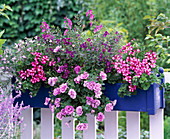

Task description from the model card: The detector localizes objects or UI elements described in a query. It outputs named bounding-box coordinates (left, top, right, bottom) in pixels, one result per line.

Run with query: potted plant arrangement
left=0, top=10, right=165, bottom=130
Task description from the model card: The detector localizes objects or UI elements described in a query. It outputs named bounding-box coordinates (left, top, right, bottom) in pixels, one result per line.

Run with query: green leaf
left=0, top=39, right=6, bottom=47
left=0, top=30, right=5, bottom=38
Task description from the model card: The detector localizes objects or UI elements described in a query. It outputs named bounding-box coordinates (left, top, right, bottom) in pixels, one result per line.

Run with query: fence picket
left=105, top=111, right=118, bottom=139
left=149, top=109, right=164, bottom=139
left=62, top=116, right=75, bottom=139
left=83, top=114, right=96, bottom=139
left=126, top=111, right=140, bottom=139
left=21, top=108, right=33, bottom=139
left=41, top=108, right=54, bottom=139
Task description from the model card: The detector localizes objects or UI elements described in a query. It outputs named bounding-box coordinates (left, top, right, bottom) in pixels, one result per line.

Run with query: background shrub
left=0, top=0, right=83, bottom=45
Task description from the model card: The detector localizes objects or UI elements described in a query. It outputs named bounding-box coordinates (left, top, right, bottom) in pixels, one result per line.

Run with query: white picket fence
left=19, top=72, right=170, bottom=139
left=0, top=72, right=169, bottom=139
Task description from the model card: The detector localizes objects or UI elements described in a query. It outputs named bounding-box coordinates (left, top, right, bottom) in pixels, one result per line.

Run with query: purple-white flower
left=68, top=89, right=77, bottom=99
left=105, top=103, right=113, bottom=112
left=53, top=46, right=61, bottom=53
left=76, top=106, right=83, bottom=116
left=65, top=105, right=74, bottom=115
left=76, top=123, right=84, bottom=131
left=99, top=71, right=107, bottom=81
left=54, top=98, right=61, bottom=107
left=48, top=77, right=58, bottom=86
left=56, top=112, right=62, bottom=120
left=60, top=83, right=68, bottom=93
left=94, top=90, right=102, bottom=98
left=96, top=112, right=105, bottom=122
left=44, top=97, right=51, bottom=105
left=87, top=81, right=95, bottom=91
left=92, top=99, right=101, bottom=108
left=53, top=88, right=61, bottom=96
left=80, top=71, right=89, bottom=79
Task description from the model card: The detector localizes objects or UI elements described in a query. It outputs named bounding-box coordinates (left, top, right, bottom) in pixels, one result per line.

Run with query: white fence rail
left=1, top=72, right=170, bottom=139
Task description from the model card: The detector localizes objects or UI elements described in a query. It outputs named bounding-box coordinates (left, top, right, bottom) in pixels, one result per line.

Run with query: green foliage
left=0, top=0, right=83, bottom=45
left=164, top=116, right=170, bottom=139
left=145, top=13, right=170, bottom=68
left=83, top=0, right=169, bottom=42
left=0, top=4, right=12, bottom=54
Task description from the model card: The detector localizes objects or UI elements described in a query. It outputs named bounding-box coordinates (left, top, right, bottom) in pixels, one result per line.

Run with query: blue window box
left=12, top=84, right=50, bottom=108
left=103, top=80, right=165, bottom=115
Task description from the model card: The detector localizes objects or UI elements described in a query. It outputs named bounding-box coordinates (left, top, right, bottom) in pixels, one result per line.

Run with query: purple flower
left=103, top=31, right=109, bottom=37
left=54, top=98, right=61, bottom=107
left=83, top=81, right=89, bottom=87
left=61, top=109, right=67, bottom=116
left=60, top=83, right=68, bottom=93
left=87, top=38, right=91, bottom=42
left=48, top=77, right=58, bottom=86
left=83, top=123, right=88, bottom=130
left=57, top=65, right=65, bottom=73
left=65, top=105, right=74, bottom=115
left=76, top=123, right=84, bottom=131
left=99, top=71, right=107, bottom=81
left=76, top=106, right=83, bottom=116
left=94, top=83, right=102, bottom=92
left=86, top=96, right=93, bottom=105
left=53, top=88, right=61, bottom=96
left=96, top=112, right=105, bottom=122
left=68, top=89, right=77, bottom=99
left=94, top=90, right=102, bottom=98
left=105, top=103, right=113, bottom=112
left=74, top=75, right=81, bottom=84
left=87, top=81, right=96, bottom=91
left=44, top=97, right=51, bottom=105
left=80, top=71, right=89, bottom=79
left=74, top=66, right=81, bottom=74
left=92, top=99, right=101, bottom=108
left=56, top=112, right=62, bottom=120
left=53, top=46, right=61, bottom=53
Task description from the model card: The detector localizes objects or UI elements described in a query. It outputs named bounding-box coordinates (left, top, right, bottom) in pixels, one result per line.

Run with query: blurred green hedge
left=83, top=0, right=169, bottom=42
left=0, top=0, right=83, bottom=45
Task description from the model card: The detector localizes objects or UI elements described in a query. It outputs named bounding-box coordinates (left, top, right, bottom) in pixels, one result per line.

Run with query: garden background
left=0, top=0, right=169, bottom=138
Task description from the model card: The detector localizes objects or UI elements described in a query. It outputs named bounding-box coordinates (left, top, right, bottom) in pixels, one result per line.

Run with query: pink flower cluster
left=74, top=71, right=89, bottom=84
left=86, top=10, right=94, bottom=26
left=76, top=123, right=88, bottom=131
left=86, top=96, right=101, bottom=108
left=112, top=42, right=158, bottom=92
left=56, top=105, right=74, bottom=120
left=84, top=81, right=102, bottom=98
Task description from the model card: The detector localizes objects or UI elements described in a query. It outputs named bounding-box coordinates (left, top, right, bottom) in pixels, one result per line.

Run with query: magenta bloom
left=60, top=83, right=68, bottom=93
left=96, top=112, right=105, bottom=122
left=65, top=105, right=74, bottom=115
left=83, top=123, right=88, bottom=130
left=68, top=89, right=77, bottom=99
left=76, top=106, right=83, bottom=116
left=99, top=71, right=107, bottom=81
left=74, top=66, right=81, bottom=74
left=56, top=112, right=62, bottom=120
